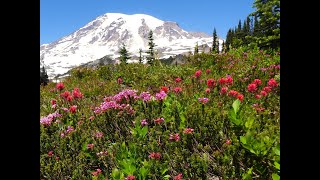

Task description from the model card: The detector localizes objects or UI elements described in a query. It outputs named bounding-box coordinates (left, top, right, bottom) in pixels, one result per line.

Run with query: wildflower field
left=40, top=48, right=280, bottom=179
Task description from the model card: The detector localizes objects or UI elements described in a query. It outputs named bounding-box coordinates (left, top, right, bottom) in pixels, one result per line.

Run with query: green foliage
left=41, top=48, right=280, bottom=179
left=146, top=30, right=155, bottom=65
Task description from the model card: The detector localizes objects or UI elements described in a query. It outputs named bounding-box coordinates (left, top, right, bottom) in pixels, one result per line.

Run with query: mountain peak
left=41, top=13, right=222, bottom=79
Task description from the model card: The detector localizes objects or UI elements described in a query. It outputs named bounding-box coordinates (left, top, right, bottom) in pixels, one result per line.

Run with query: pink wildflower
left=183, top=128, right=194, bottom=134
left=169, top=133, right=180, bottom=142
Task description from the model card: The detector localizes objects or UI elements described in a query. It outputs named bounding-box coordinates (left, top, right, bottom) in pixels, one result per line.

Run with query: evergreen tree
left=225, top=29, right=232, bottom=52
left=194, top=42, right=199, bottom=55
left=40, top=65, right=49, bottom=86
left=138, top=48, right=143, bottom=64
left=251, top=0, right=280, bottom=49
left=212, top=28, right=218, bottom=53
left=146, top=30, right=155, bottom=65
left=119, top=43, right=130, bottom=64
left=221, top=40, right=225, bottom=53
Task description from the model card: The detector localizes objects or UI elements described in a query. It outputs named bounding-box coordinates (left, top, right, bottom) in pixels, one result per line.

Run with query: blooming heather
left=255, top=94, right=261, bottom=99
left=174, top=87, right=182, bottom=93
left=154, top=117, right=164, bottom=124
left=207, top=79, right=216, bottom=88
left=198, top=97, right=209, bottom=104
left=141, top=119, right=148, bottom=126
left=96, top=151, right=108, bottom=156
left=195, top=70, right=202, bottom=78
left=40, top=112, right=62, bottom=126
left=226, top=139, right=231, bottom=145
left=175, top=77, right=182, bottom=83
left=169, top=133, right=180, bottom=142
left=174, top=173, right=183, bottom=180
left=139, top=92, right=152, bottom=102
left=95, top=132, right=104, bottom=138
left=91, top=169, right=102, bottom=176
left=268, top=78, right=278, bottom=88
left=183, top=128, right=194, bottom=134
left=126, top=175, right=135, bottom=180
left=205, top=88, right=210, bottom=94
left=117, top=77, right=123, bottom=84
left=56, top=82, right=64, bottom=91
left=148, top=152, right=161, bottom=160
left=69, top=105, right=77, bottom=113
left=155, top=91, right=167, bottom=101
left=206, top=69, right=211, bottom=74
left=66, top=126, right=74, bottom=134
left=247, top=83, right=257, bottom=93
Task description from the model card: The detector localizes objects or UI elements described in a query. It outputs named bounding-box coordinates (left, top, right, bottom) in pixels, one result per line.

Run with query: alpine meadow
left=40, top=0, right=280, bottom=179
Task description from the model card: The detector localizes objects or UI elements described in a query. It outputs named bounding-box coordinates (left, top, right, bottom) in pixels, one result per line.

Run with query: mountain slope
left=40, top=13, right=223, bottom=79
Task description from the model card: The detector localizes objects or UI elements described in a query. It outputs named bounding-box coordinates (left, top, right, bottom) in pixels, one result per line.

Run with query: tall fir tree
left=146, top=30, right=155, bottom=65
left=212, top=28, right=218, bottom=53
left=252, top=0, right=280, bottom=49
left=194, top=42, right=199, bottom=55
left=221, top=40, right=225, bottom=53
left=119, top=43, right=130, bottom=64
left=138, top=48, right=143, bottom=64
left=225, top=29, right=232, bottom=52
left=40, top=65, right=49, bottom=85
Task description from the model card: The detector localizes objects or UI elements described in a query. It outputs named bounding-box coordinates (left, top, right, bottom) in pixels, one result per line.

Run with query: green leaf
left=240, top=136, right=247, bottom=144
left=141, top=126, right=148, bottom=138
left=245, top=118, right=254, bottom=129
left=162, top=175, right=171, bottom=180
left=274, top=161, right=280, bottom=170
left=272, top=173, right=280, bottom=180
left=274, top=145, right=280, bottom=156
left=242, top=167, right=253, bottom=180
left=232, top=99, right=241, bottom=114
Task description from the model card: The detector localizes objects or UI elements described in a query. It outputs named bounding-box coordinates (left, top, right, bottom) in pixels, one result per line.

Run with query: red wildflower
left=263, top=86, right=272, bottom=93
left=219, top=78, right=227, bottom=85
left=260, top=90, right=267, bottom=96
left=220, top=87, right=228, bottom=95
left=268, top=78, right=278, bottom=88
left=205, top=88, right=210, bottom=93
left=60, top=91, right=71, bottom=99
left=237, top=94, right=244, bottom=102
left=206, top=69, right=211, bottom=74
left=89, top=116, right=95, bottom=121
left=226, top=139, right=231, bottom=145
left=169, top=133, right=180, bottom=142
left=48, top=151, right=54, bottom=157
left=255, top=94, right=261, bottom=99
left=174, top=87, right=182, bottom=93
left=228, top=90, right=239, bottom=97
left=92, top=169, right=102, bottom=176
left=149, top=152, right=161, bottom=160
left=69, top=105, right=77, bottom=113
left=161, top=86, right=169, bottom=93
left=174, top=173, right=183, bottom=180
left=183, top=128, right=194, bottom=134
left=247, top=83, right=257, bottom=93
left=56, top=82, right=64, bottom=91
left=175, top=77, right=182, bottom=83
left=72, top=88, right=83, bottom=99
left=226, top=76, right=233, bottom=85
left=154, top=117, right=164, bottom=124
left=51, top=99, right=56, bottom=105
left=195, top=70, right=202, bottom=78
left=117, top=77, right=123, bottom=84
left=253, top=79, right=262, bottom=86
left=207, top=79, right=216, bottom=88
left=126, top=175, right=135, bottom=180
left=66, top=95, right=73, bottom=102
left=55, top=156, right=59, bottom=160
left=87, top=144, right=94, bottom=150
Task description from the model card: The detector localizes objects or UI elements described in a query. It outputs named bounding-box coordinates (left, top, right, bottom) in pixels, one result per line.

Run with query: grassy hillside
left=40, top=47, right=280, bottom=179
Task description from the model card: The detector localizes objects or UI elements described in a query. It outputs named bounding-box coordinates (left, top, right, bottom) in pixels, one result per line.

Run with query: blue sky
left=40, top=0, right=255, bottom=45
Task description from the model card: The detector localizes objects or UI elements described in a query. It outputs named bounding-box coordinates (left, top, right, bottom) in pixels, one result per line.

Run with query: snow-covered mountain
left=40, top=13, right=223, bottom=79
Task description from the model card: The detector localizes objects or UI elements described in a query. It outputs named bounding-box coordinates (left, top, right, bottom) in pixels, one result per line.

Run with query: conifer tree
left=212, top=28, right=218, bottom=53
left=194, top=42, right=199, bottom=55
left=119, top=43, right=130, bottom=64
left=221, top=40, right=225, bottom=53
left=146, top=30, right=155, bottom=65
left=40, top=65, right=49, bottom=85
left=139, top=48, right=143, bottom=64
